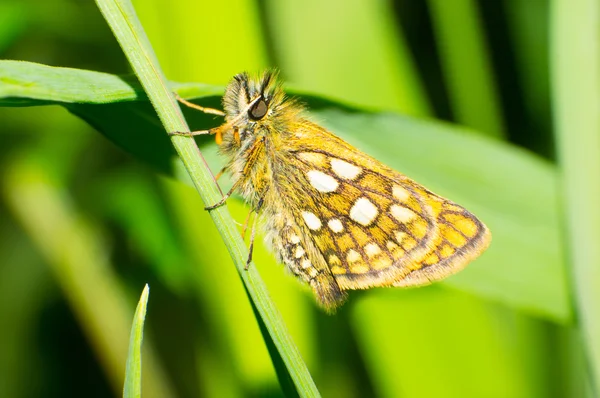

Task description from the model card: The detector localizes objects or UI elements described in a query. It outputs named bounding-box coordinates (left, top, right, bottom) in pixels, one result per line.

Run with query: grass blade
left=427, top=0, right=505, bottom=138
left=93, top=0, right=320, bottom=395
left=123, top=284, right=150, bottom=398
left=551, top=0, right=600, bottom=393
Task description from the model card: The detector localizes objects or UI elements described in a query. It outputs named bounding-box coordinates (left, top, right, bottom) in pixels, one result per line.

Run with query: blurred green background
left=0, top=0, right=597, bottom=397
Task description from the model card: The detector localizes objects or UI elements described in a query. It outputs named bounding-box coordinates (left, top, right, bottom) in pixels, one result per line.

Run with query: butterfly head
left=219, top=71, right=304, bottom=157
left=222, top=70, right=284, bottom=124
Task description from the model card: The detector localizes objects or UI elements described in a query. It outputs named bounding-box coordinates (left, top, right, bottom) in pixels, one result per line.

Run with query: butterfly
left=174, top=70, right=491, bottom=312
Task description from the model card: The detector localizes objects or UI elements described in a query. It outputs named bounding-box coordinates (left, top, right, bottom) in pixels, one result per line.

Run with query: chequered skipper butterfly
left=174, top=70, right=491, bottom=312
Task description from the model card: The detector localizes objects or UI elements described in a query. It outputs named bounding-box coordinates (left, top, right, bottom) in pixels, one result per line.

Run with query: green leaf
left=320, top=108, right=570, bottom=322
left=0, top=60, right=571, bottom=324
left=123, top=284, right=149, bottom=398
left=0, top=60, right=145, bottom=105
left=352, top=288, right=551, bottom=397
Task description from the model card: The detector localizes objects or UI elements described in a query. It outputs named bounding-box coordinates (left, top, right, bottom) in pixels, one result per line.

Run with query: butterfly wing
left=286, top=149, right=441, bottom=291
left=276, top=123, right=489, bottom=295
left=393, top=192, right=491, bottom=287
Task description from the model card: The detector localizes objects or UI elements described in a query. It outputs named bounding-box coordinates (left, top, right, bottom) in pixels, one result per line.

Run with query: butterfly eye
left=249, top=98, right=268, bottom=120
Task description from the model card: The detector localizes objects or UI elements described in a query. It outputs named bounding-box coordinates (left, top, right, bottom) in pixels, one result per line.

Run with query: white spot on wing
left=350, top=197, right=379, bottom=226
left=302, top=211, right=322, bottom=230
left=328, top=218, right=344, bottom=233
left=301, top=258, right=312, bottom=269
left=392, top=185, right=411, bottom=201
left=346, top=249, right=361, bottom=263
left=307, top=170, right=339, bottom=193
left=331, top=158, right=361, bottom=179
left=290, top=234, right=301, bottom=244
left=390, top=205, right=415, bottom=223
left=298, top=152, right=326, bottom=164
left=294, top=246, right=305, bottom=258
left=364, top=243, right=382, bottom=257
left=394, top=231, right=407, bottom=243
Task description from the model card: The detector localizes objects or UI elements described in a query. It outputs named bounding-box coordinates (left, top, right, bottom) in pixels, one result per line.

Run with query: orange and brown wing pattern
left=393, top=192, right=491, bottom=287
left=286, top=150, right=441, bottom=290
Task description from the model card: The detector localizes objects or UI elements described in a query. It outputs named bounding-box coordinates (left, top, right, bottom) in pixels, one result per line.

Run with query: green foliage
left=0, top=0, right=596, bottom=397
left=0, top=60, right=570, bottom=323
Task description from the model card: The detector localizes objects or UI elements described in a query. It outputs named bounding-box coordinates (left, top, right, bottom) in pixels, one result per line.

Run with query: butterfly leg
left=174, top=92, right=225, bottom=116
left=215, top=166, right=227, bottom=182
left=245, top=198, right=263, bottom=270
left=170, top=94, right=227, bottom=140
left=169, top=124, right=226, bottom=144
left=241, top=208, right=253, bottom=240
left=204, top=183, right=237, bottom=210
left=168, top=129, right=212, bottom=137
left=204, top=172, right=245, bottom=210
